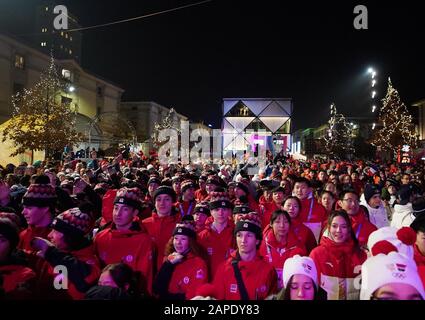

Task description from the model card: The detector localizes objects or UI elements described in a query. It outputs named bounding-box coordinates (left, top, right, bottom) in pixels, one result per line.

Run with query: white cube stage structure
left=222, top=98, right=292, bottom=154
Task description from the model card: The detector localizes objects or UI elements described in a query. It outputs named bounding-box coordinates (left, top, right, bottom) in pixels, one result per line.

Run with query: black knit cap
left=172, top=221, right=197, bottom=239
left=194, top=204, right=210, bottom=216
left=233, top=205, right=251, bottom=215
left=153, top=186, right=177, bottom=202
left=234, top=213, right=262, bottom=240
left=114, top=187, right=142, bottom=210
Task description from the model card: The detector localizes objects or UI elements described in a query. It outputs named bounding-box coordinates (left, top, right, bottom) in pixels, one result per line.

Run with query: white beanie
left=367, top=226, right=415, bottom=259
left=283, top=255, right=318, bottom=288
left=360, top=252, right=425, bottom=300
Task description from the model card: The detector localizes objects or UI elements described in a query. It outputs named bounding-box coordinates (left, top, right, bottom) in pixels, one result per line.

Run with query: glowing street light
left=372, top=91, right=377, bottom=98
left=68, top=85, right=75, bottom=92
left=372, top=123, right=376, bottom=130
left=367, top=67, right=374, bottom=74
left=372, top=105, right=376, bottom=112
left=372, top=79, right=376, bottom=87
left=371, top=71, right=376, bottom=79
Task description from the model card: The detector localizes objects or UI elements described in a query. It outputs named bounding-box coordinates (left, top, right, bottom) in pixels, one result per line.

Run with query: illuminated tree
left=2, top=56, right=84, bottom=160
left=371, top=78, right=418, bottom=155
left=324, top=103, right=354, bottom=158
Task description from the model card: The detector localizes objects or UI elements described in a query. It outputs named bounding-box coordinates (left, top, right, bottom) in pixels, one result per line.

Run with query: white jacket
left=391, top=203, right=415, bottom=229
left=361, top=201, right=390, bottom=229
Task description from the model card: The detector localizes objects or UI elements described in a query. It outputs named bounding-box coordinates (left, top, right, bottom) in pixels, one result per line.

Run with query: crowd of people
left=1, top=148, right=425, bottom=300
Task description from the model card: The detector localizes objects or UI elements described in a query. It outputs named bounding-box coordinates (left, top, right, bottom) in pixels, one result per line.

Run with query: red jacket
left=299, top=197, right=327, bottom=223
left=19, top=225, right=51, bottom=252
left=100, top=189, right=117, bottom=227
left=41, top=244, right=101, bottom=300
left=94, top=222, right=156, bottom=294
left=0, top=264, right=35, bottom=298
left=198, top=218, right=235, bottom=279
left=414, top=244, right=425, bottom=267
left=349, top=209, right=377, bottom=247
left=290, top=218, right=317, bottom=254
left=164, top=253, right=208, bottom=300
left=259, top=201, right=281, bottom=230
left=142, top=213, right=181, bottom=269
left=195, top=189, right=208, bottom=202
left=309, top=236, right=367, bottom=300
left=174, top=200, right=196, bottom=218
left=212, top=251, right=278, bottom=300
left=259, top=228, right=306, bottom=289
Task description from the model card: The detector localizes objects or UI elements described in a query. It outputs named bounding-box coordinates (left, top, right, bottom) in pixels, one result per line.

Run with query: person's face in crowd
left=318, top=171, right=327, bottom=182
left=272, top=191, right=285, bottom=205
left=263, top=190, right=272, bottom=202
left=0, top=233, right=11, bottom=262
left=98, top=270, right=119, bottom=288
left=416, top=231, right=425, bottom=256
left=308, top=171, right=316, bottom=180
left=22, top=206, right=50, bottom=226
left=235, top=187, right=247, bottom=198
left=338, top=192, right=359, bottom=216
left=199, top=180, right=206, bottom=191
left=289, top=274, right=316, bottom=301
left=155, top=194, right=174, bottom=216
left=401, top=174, right=411, bottom=185
left=182, top=187, right=195, bottom=201
left=329, top=215, right=349, bottom=244
left=293, top=182, right=310, bottom=200
left=173, top=181, right=181, bottom=194
left=351, top=172, right=359, bottom=182
left=194, top=211, right=208, bottom=227
left=0, top=181, right=10, bottom=201
left=342, top=175, right=351, bottom=185
left=272, top=214, right=290, bottom=241
left=388, top=185, right=397, bottom=195
left=368, top=194, right=382, bottom=208
left=283, top=198, right=300, bottom=219
left=211, top=207, right=230, bottom=225
left=321, top=193, right=335, bottom=212
left=173, top=234, right=190, bottom=254
left=113, top=203, right=138, bottom=229
left=205, top=183, right=216, bottom=194
left=48, top=229, right=68, bottom=251
left=228, top=185, right=235, bottom=198
left=372, top=283, right=423, bottom=300
left=325, top=183, right=337, bottom=195
left=236, top=230, right=258, bottom=255
left=148, top=183, right=159, bottom=196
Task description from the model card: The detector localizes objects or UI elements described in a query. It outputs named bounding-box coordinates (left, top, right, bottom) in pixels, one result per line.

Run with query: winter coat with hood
left=391, top=203, right=415, bottom=229
left=309, top=235, right=367, bottom=300
left=94, top=220, right=156, bottom=295
left=153, top=252, right=208, bottom=300
left=211, top=251, right=278, bottom=300
left=360, top=195, right=389, bottom=229
left=198, top=216, right=235, bottom=279
left=259, top=227, right=306, bottom=289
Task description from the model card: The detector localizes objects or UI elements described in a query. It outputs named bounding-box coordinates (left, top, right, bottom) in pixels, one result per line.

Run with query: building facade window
left=61, top=69, right=73, bottom=81
left=45, top=6, right=49, bottom=11
left=41, top=27, right=47, bottom=32
left=70, top=36, right=73, bottom=41
left=14, top=54, right=25, bottom=69
left=41, top=42, right=47, bottom=47
left=69, top=49, right=72, bottom=54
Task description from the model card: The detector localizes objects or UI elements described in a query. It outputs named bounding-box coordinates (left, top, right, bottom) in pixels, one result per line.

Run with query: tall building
left=0, top=33, right=124, bottom=163
left=34, top=1, right=82, bottom=63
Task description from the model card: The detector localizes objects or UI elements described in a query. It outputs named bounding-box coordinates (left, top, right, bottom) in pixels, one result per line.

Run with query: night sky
left=1, top=0, right=424, bottom=130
